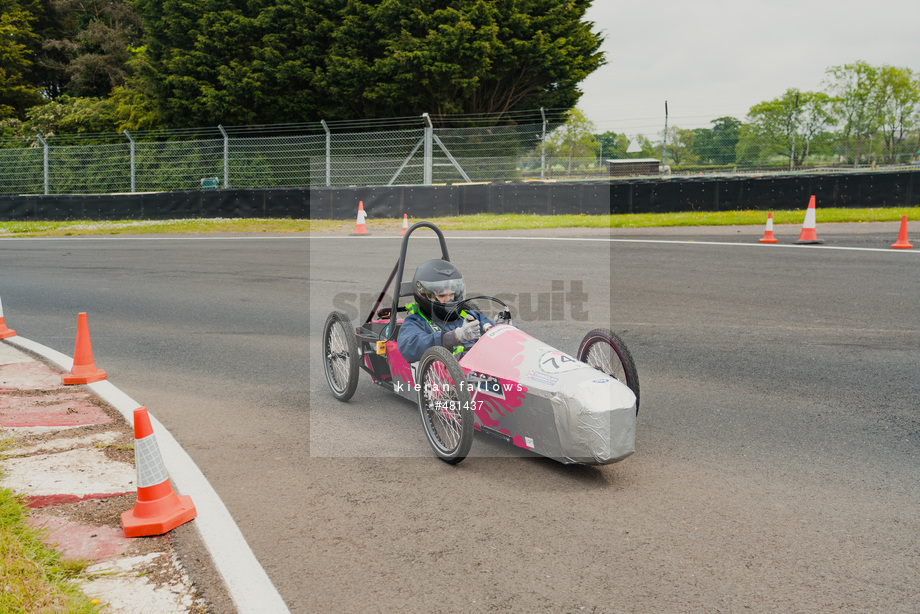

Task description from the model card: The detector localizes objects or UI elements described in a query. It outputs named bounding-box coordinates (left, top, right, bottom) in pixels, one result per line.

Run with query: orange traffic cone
left=122, top=407, right=196, bottom=537
left=891, top=215, right=913, bottom=249
left=0, top=296, right=15, bottom=339
left=351, top=201, right=368, bottom=235
left=399, top=214, right=408, bottom=236
left=758, top=212, right=779, bottom=244
left=795, top=195, right=823, bottom=244
left=62, top=312, right=107, bottom=385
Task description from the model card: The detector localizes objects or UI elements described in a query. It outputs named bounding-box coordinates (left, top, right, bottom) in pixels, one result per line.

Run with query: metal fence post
left=35, top=133, right=49, bottom=195
left=218, top=125, right=229, bottom=188
left=540, top=108, right=546, bottom=180
left=321, top=120, right=331, bottom=186
left=123, top=130, right=136, bottom=192
left=790, top=93, right=799, bottom=171
left=422, top=113, right=433, bottom=185
left=661, top=101, right=668, bottom=169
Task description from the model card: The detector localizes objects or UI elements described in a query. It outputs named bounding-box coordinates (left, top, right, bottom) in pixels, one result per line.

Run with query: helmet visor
left=417, top=278, right=464, bottom=304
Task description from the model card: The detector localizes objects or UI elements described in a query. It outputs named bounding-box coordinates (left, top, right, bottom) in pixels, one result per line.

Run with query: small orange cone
left=62, top=312, right=107, bottom=385
left=795, top=195, right=823, bottom=244
left=399, top=214, right=408, bottom=236
left=0, top=296, right=16, bottom=339
left=122, top=407, right=196, bottom=537
left=891, top=215, right=913, bottom=249
left=758, top=212, right=779, bottom=244
left=351, top=201, right=368, bottom=235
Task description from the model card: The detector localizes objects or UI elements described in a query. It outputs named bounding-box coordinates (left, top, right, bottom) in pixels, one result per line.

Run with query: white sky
left=580, top=0, right=920, bottom=137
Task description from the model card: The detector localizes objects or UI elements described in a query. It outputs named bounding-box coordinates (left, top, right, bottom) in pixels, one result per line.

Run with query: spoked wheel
left=322, top=311, right=360, bottom=401
left=577, top=328, right=641, bottom=411
left=416, top=346, right=474, bottom=464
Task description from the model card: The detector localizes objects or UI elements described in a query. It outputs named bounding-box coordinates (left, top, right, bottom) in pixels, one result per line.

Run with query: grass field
left=0, top=208, right=916, bottom=237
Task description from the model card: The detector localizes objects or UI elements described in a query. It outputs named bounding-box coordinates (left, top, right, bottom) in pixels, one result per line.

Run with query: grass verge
left=0, top=207, right=916, bottom=237
left=0, top=482, right=101, bottom=613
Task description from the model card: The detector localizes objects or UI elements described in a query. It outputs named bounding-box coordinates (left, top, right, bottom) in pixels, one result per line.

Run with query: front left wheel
left=322, top=311, right=360, bottom=401
left=416, top=346, right=474, bottom=464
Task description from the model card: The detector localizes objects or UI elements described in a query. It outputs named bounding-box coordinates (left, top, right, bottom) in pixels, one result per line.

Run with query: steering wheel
left=446, top=296, right=513, bottom=337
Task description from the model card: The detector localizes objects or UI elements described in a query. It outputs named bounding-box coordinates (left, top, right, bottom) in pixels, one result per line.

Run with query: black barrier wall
left=609, top=170, right=919, bottom=213
left=1, top=170, right=917, bottom=221
left=0, top=189, right=310, bottom=221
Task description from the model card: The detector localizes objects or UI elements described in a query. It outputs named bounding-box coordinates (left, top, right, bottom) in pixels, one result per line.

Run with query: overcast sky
left=580, top=0, right=920, bottom=137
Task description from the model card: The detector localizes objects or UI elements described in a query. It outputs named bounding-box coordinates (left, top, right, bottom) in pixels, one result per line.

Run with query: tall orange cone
left=62, top=312, right=107, bottom=385
left=399, top=214, right=409, bottom=236
left=795, top=195, right=823, bottom=244
left=122, top=407, right=196, bottom=537
left=758, top=212, right=779, bottom=244
left=351, top=201, right=368, bottom=235
left=0, top=296, right=16, bottom=339
left=891, top=215, right=913, bottom=249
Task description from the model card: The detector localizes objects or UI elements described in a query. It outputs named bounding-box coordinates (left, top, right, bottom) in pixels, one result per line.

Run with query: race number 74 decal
left=538, top=351, right=585, bottom=374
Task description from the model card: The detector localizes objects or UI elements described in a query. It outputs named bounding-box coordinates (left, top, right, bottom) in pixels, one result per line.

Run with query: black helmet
left=412, top=259, right=465, bottom=321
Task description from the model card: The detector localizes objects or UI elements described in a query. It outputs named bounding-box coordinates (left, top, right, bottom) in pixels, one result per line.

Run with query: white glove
left=454, top=315, right=482, bottom=343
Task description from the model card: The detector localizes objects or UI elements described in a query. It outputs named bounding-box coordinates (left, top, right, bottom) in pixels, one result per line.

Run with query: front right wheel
left=577, top=328, right=640, bottom=411
left=416, top=346, right=474, bottom=464
left=322, top=311, right=360, bottom=401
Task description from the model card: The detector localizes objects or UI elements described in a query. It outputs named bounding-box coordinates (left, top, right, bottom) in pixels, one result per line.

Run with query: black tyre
left=322, top=311, right=360, bottom=401
left=577, top=328, right=640, bottom=411
left=416, top=346, right=474, bottom=464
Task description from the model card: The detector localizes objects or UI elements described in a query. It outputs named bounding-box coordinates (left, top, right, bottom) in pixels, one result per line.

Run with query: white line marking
left=1, top=233, right=917, bottom=254
left=308, top=234, right=920, bottom=254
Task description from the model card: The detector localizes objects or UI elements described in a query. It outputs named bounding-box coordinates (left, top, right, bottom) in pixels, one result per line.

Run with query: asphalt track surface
left=1, top=222, right=918, bottom=612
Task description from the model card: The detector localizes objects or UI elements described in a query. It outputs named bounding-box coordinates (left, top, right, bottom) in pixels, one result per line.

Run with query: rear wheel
left=577, top=328, right=640, bottom=411
left=322, top=311, right=360, bottom=401
left=417, top=346, right=474, bottom=464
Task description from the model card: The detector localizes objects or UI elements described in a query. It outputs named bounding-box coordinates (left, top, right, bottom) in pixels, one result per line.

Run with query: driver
left=397, top=259, right=494, bottom=363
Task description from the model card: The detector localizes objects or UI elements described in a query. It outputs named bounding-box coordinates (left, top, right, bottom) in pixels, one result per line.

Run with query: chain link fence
left=2, top=109, right=918, bottom=196
left=0, top=110, right=565, bottom=195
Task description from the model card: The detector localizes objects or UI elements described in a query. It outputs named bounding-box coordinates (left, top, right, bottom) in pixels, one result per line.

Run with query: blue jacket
left=396, top=311, right=495, bottom=363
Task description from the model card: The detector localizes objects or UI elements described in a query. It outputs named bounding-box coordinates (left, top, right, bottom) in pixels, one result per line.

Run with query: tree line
left=551, top=62, right=919, bottom=172
left=0, top=0, right=603, bottom=137
left=530, top=61, right=920, bottom=174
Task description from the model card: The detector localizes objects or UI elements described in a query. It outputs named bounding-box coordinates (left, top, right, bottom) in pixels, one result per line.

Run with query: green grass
left=0, top=482, right=101, bottom=613
left=0, top=207, right=916, bottom=237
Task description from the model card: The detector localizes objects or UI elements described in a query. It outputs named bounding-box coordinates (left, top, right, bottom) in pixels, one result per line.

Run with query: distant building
left=607, top=159, right=661, bottom=177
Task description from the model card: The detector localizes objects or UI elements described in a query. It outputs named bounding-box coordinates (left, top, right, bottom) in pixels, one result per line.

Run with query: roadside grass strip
left=0, top=469, right=101, bottom=613
left=0, top=207, right=916, bottom=237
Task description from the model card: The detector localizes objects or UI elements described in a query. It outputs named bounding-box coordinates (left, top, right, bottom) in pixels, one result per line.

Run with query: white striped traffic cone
left=399, top=214, right=408, bottom=236
left=0, top=296, right=16, bottom=339
left=795, top=196, right=823, bottom=244
left=351, top=201, right=368, bottom=235
left=758, top=212, right=779, bottom=243
left=121, top=407, right=196, bottom=537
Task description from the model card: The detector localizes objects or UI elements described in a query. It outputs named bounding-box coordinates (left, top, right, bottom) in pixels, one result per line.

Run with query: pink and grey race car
left=322, top=222, right=639, bottom=465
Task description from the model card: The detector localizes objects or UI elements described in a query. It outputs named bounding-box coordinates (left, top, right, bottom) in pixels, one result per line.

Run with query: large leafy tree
left=824, top=61, right=886, bottom=163
left=544, top=108, right=596, bottom=175
left=36, top=0, right=144, bottom=99
left=691, top=116, right=741, bottom=165
left=0, top=0, right=44, bottom=119
left=746, top=88, right=834, bottom=167
left=132, top=0, right=605, bottom=127
left=876, top=65, right=920, bottom=163
left=595, top=131, right=629, bottom=160
left=663, top=126, right=696, bottom=165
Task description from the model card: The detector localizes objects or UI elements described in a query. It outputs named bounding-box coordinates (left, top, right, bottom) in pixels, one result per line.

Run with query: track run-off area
left=2, top=222, right=918, bottom=612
